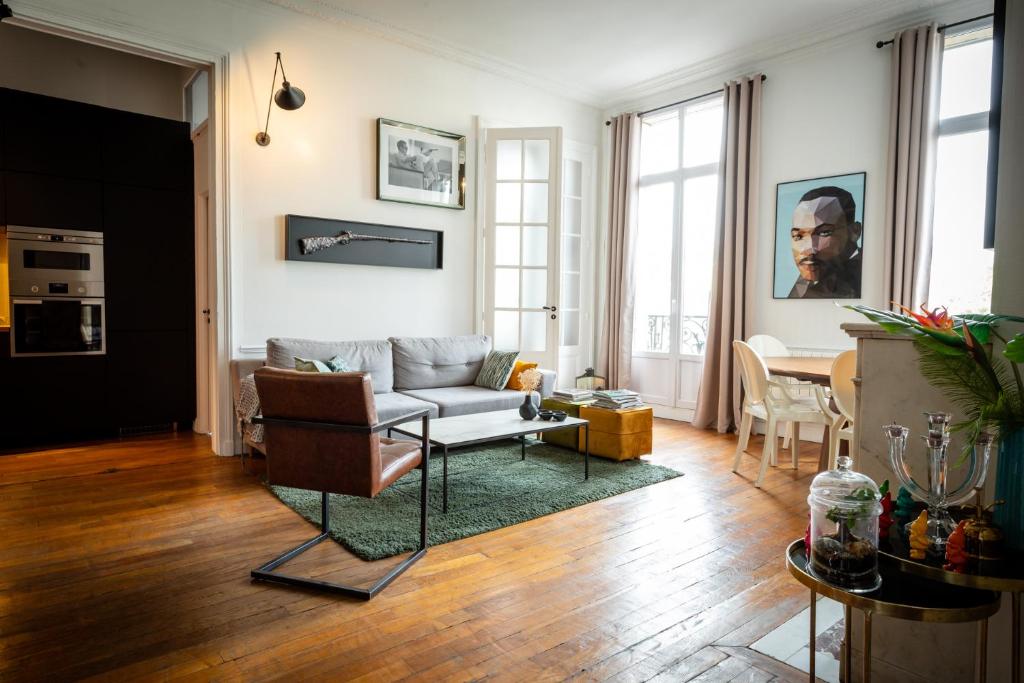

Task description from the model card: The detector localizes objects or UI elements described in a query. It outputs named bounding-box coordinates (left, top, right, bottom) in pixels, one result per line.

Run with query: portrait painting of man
left=773, top=172, right=866, bottom=299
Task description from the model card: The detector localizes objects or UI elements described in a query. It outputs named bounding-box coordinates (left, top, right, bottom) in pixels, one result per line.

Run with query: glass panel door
left=485, top=128, right=562, bottom=370
left=557, top=141, right=596, bottom=389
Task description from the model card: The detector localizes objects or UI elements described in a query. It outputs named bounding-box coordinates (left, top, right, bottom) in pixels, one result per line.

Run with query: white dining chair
left=732, top=340, right=833, bottom=488
left=827, top=350, right=858, bottom=468
left=746, top=334, right=802, bottom=450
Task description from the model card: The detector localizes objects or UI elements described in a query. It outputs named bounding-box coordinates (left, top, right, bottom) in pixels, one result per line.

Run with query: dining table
left=762, top=355, right=838, bottom=472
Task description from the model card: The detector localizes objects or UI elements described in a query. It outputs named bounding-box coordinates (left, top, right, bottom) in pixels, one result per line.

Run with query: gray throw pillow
left=294, top=355, right=352, bottom=373
left=473, top=350, right=520, bottom=390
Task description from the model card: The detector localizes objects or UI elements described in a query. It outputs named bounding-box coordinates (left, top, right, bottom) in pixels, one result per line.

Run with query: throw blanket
left=236, top=374, right=264, bottom=445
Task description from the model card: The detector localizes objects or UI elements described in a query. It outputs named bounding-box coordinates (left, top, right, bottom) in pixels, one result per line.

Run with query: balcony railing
left=644, top=314, right=709, bottom=354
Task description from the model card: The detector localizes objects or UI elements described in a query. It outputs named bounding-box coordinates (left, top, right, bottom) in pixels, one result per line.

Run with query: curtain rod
left=604, top=73, right=766, bottom=126
left=876, top=12, right=994, bottom=48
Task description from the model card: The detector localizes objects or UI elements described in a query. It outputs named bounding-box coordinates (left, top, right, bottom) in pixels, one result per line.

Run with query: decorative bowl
left=537, top=410, right=555, bottom=421
left=550, top=411, right=568, bottom=422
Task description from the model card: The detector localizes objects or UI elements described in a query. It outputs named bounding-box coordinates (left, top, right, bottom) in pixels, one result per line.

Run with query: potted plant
left=848, top=304, right=1024, bottom=549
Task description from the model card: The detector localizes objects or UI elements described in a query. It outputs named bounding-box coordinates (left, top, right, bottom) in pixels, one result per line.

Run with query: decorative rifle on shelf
left=299, top=231, right=432, bottom=255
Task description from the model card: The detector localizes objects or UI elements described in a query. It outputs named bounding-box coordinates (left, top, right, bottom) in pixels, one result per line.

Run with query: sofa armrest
left=537, top=368, right=557, bottom=398
left=230, top=358, right=267, bottom=406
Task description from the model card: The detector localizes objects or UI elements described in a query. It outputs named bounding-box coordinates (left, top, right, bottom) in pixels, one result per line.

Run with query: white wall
left=0, top=23, right=190, bottom=120
left=225, top=14, right=602, bottom=351
left=751, top=40, right=888, bottom=350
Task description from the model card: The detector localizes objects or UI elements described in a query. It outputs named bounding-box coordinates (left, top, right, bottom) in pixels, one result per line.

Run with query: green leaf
left=1006, top=334, right=1024, bottom=363
left=916, top=335, right=967, bottom=357
left=845, top=305, right=916, bottom=334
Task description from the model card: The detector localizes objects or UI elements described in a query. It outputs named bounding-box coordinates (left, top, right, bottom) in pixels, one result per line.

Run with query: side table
left=786, top=539, right=1000, bottom=683
left=883, top=520, right=1024, bottom=682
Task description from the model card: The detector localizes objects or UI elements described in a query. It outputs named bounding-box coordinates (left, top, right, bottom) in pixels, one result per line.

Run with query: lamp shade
left=274, top=82, right=306, bottom=110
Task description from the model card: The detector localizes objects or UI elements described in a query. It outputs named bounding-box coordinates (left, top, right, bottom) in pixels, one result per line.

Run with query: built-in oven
left=7, top=226, right=106, bottom=357
left=10, top=297, right=105, bottom=356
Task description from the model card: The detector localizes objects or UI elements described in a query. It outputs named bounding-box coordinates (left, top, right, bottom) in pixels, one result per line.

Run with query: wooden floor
left=0, top=420, right=822, bottom=682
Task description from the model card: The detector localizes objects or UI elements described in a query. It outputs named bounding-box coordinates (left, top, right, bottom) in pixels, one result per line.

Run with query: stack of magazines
left=593, top=389, right=644, bottom=410
left=552, top=388, right=595, bottom=404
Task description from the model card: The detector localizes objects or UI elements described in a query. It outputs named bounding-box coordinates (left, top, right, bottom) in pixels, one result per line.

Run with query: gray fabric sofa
left=230, top=334, right=556, bottom=455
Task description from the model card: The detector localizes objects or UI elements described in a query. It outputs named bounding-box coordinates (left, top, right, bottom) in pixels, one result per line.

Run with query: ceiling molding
left=259, top=0, right=607, bottom=106
left=258, top=0, right=989, bottom=112
left=604, top=0, right=989, bottom=111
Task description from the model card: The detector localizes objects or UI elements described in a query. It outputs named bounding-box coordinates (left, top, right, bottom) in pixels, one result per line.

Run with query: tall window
left=927, top=24, right=993, bottom=313
left=632, top=96, right=723, bottom=356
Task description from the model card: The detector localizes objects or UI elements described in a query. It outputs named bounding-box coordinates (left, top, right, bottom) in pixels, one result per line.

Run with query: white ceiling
left=266, top=0, right=953, bottom=107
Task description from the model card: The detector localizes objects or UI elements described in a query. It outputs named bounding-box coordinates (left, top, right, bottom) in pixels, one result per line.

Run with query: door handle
left=542, top=305, right=557, bottom=312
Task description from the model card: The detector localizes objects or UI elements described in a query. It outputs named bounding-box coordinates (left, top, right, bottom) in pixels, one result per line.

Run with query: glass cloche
left=807, top=456, right=882, bottom=593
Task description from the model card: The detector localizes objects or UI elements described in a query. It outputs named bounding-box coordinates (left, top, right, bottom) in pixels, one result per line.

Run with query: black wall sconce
left=255, top=51, right=305, bottom=146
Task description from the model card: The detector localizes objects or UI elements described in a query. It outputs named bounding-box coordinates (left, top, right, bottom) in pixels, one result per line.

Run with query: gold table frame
left=787, top=539, right=1001, bottom=683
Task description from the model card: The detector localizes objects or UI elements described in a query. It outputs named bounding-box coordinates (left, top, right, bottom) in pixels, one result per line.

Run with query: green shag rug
left=269, top=439, right=682, bottom=561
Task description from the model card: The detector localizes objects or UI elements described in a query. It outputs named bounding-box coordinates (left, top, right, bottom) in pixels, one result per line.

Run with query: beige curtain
left=693, top=75, right=763, bottom=433
left=883, top=23, right=942, bottom=310
left=598, top=113, right=641, bottom=389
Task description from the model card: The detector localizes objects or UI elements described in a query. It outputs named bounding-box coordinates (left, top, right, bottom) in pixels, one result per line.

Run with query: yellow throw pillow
left=505, top=360, right=539, bottom=390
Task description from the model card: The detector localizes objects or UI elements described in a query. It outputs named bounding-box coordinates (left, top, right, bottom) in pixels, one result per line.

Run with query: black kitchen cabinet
left=0, top=355, right=109, bottom=447
left=104, top=184, right=194, bottom=332
left=102, top=109, right=192, bottom=192
left=3, top=171, right=103, bottom=231
left=1, top=89, right=103, bottom=180
left=1, top=88, right=196, bottom=448
left=105, top=329, right=195, bottom=429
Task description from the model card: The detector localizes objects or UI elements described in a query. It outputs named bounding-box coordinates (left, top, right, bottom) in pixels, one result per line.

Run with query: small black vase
left=519, top=392, right=539, bottom=420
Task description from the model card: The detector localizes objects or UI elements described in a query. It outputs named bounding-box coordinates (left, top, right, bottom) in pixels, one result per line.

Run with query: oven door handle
left=12, top=299, right=44, bottom=305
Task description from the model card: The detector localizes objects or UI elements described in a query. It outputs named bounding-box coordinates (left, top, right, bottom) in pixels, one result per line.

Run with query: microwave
left=7, top=226, right=104, bottom=298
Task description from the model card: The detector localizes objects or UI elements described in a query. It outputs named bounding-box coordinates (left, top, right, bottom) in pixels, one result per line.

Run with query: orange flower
left=897, top=303, right=955, bottom=332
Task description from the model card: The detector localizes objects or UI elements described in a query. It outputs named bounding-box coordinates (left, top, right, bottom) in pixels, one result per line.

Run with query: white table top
left=392, top=409, right=587, bottom=447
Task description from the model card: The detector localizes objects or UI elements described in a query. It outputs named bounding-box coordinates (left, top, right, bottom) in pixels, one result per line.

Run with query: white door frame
left=9, top=9, right=236, bottom=455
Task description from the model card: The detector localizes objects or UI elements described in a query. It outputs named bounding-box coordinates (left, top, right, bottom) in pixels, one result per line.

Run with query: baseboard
left=649, top=404, right=695, bottom=422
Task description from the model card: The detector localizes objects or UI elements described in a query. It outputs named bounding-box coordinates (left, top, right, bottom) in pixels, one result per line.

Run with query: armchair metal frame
left=251, top=409, right=431, bottom=600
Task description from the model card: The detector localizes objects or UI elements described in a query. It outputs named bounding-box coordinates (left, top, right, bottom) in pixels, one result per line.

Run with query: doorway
left=3, top=13, right=233, bottom=453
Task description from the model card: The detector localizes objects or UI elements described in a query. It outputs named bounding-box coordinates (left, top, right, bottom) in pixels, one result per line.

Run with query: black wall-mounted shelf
left=284, top=214, right=443, bottom=270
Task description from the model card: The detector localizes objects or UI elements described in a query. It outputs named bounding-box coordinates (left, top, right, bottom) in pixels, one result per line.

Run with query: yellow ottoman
left=540, top=399, right=653, bottom=461
left=539, top=398, right=586, bottom=451
left=579, top=405, right=653, bottom=461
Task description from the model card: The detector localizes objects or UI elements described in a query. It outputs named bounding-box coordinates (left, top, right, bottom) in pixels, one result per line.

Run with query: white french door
left=557, top=141, right=596, bottom=388
left=484, top=128, right=563, bottom=370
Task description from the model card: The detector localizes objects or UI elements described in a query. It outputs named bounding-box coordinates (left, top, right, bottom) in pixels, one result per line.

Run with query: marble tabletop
left=393, top=409, right=587, bottom=447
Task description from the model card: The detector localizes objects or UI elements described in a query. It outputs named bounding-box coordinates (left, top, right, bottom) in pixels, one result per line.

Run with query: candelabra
left=884, top=413, right=994, bottom=551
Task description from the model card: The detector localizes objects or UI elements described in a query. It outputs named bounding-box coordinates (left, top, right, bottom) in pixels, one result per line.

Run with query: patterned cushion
left=294, top=354, right=351, bottom=373
left=473, top=350, right=520, bottom=390
left=505, top=360, right=539, bottom=390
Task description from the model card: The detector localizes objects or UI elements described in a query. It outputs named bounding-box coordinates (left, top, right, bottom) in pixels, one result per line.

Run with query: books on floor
left=552, top=388, right=595, bottom=404
left=592, top=389, right=644, bottom=410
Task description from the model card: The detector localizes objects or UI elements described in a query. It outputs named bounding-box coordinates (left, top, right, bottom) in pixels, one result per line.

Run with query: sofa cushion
left=374, top=391, right=439, bottom=422
left=267, top=338, right=393, bottom=394
left=389, top=335, right=492, bottom=390
left=398, top=385, right=525, bottom=418
left=474, top=349, right=520, bottom=390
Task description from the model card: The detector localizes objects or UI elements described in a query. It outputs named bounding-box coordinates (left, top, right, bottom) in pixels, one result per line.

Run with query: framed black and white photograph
left=772, top=171, right=866, bottom=299
left=377, top=118, right=466, bottom=210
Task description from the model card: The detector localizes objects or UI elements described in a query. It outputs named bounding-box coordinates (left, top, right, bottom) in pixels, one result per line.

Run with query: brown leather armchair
left=252, top=367, right=430, bottom=599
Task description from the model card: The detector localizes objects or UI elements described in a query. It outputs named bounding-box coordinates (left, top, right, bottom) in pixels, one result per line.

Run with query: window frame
left=633, top=94, right=723, bottom=361
left=925, top=21, right=994, bottom=312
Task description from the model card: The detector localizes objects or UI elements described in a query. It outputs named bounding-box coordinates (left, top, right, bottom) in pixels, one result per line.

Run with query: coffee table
left=392, top=409, right=590, bottom=513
